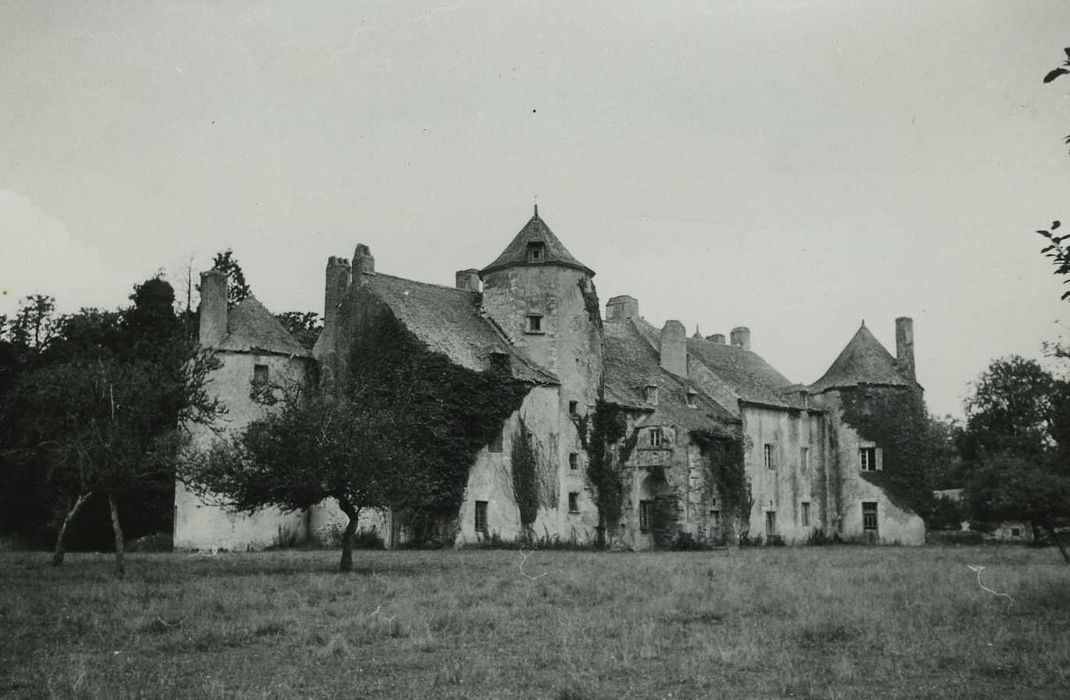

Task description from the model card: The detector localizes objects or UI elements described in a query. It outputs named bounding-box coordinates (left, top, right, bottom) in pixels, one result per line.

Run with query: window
left=488, top=429, right=503, bottom=453
left=862, top=502, right=878, bottom=532
left=569, top=452, right=578, bottom=470
left=639, top=500, right=654, bottom=532
left=765, top=511, right=777, bottom=538
left=1011, top=527, right=1022, bottom=538
left=800, top=446, right=810, bottom=472
left=525, top=315, right=543, bottom=334
left=801, top=502, right=811, bottom=527
left=763, top=444, right=775, bottom=470
left=645, top=384, right=658, bottom=405
left=649, top=428, right=665, bottom=448
left=709, top=510, right=721, bottom=532
left=859, top=447, right=878, bottom=472
left=475, top=501, right=488, bottom=535
left=686, top=390, right=698, bottom=408
left=568, top=400, right=579, bottom=416
left=253, top=364, right=269, bottom=385
left=568, top=492, right=580, bottom=513
left=527, top=242, right=545, bottom=262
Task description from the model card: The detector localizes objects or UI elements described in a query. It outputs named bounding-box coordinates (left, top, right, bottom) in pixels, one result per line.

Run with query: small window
left=569, top=453, right=578, bottom=470
left=801, top=502, right=811, bottom=527
left=1011, top=527, right=1022, bottom=538
left=859, top=447, right=877, bottom=472
left=709, top=510, right=721, bottom=532
left=763, top=444, right=775, bottom=470
left=649, top=428, right=665, bottom=448
left=568, top=400, right=579, bottom=416
left=862, top=502, right=878, bottom=532
left=252, top=364, right=269, bottom=385
left=488, top=429, right=503, bottom=453
left=525, top=315, right=543, bottom=334
left=765, top=511, right=777, bottom=537
left=568, top=492, right=580, bottom=513
left=639, top=500, right=654, bottom=532
left=527, top=242, right=545, bottom=262
left=645, top=385, right=658, bottom=405
left=475, top=501, right=488, bottom=535
left=800, top=446, right=810, bottom=472
left=686, top=390, right=698, bottom=408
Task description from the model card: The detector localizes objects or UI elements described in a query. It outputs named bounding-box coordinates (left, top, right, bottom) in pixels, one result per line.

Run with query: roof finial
left=861, top=319, right=866, bottom=328
left=533, top=195, right=538, bottom=218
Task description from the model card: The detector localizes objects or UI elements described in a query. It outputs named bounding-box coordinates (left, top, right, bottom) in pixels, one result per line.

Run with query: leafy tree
left=966, top=454, right=1070, bottom=563
left=927, top=414, right=965, bottom=490
left=4, top=279, right=223, bottom=576
left=1034, top=50, right=1070, bottom=295
left=275, top=311, right=322, bottom=351
left=183, top=387, right=407, bottom=572
left=9, top=294, right=58, bottom=357
left=211, top=249, right=252, bottom=308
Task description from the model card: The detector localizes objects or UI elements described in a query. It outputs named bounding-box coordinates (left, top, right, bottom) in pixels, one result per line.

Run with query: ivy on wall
left=346, top=306, right=532, bottom=542
left=839, top=386, right=933, bottom=517
left=510, top=418, right=541, bottom=537
left=576, top=400, right=633, bottom=545
left=691, top=429, right=751, bottom=535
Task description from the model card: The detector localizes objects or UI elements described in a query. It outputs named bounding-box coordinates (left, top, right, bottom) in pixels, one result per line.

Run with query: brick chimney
left=353, top=243, right=375, bottom=280
left=730, top=326, right=751, bottom=351
left=198, top=270, right=227, bottom=347
left=605, top=295, right=639, bottom=323
left=660, top=320, right=687, bottom=377
left=455, top=269, right=481, bottom=292
left=896, top=317, right=915, bottom=379
left=323, top=256, right=352, bottom=338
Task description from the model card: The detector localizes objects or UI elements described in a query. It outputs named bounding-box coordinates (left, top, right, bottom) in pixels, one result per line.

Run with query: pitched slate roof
left=480, top=209, right=595, bottom=277
left=218, top=297, right=311, bottom=358
left=364, top=273, right=558, bottom=385
left=809, top=323, right=911, bottom=393
left=604, top=319, right=737, bottom=433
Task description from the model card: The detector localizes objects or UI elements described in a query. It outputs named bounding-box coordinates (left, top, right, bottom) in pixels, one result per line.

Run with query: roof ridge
left=373, top=272, right=479, bottom=294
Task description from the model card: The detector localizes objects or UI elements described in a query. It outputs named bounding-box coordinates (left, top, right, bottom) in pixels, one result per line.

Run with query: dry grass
left=1, top=546, right=1068, bottom=698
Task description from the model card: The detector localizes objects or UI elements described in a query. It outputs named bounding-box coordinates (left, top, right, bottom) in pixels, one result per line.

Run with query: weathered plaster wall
left=741, top=405, right=828, bottom=544
left=454, top=386, right=599, bottom=545
left=174, top=351, right=313, bottom=551
left=820, top=391, right=926, bottom=545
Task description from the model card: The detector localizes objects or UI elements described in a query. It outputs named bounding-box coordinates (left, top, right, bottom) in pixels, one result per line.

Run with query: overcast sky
left=2, top=1, right=1069, bottom=417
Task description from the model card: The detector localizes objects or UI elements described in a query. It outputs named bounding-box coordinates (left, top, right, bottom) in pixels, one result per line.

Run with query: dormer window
left=527, top=242, right=546, bottom=263
left=645, top=384, right=658, bottom=405
left=686, top=390, right=698, bottom=408
left=525, top=315, right=544, bottom=334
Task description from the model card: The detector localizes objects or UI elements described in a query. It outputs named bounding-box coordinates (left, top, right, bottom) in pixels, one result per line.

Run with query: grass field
left=1, top=545, right=1068, bottom=699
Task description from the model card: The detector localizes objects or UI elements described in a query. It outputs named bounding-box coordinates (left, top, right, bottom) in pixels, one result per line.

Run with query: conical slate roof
left=218, top=297, right=311, bottom=358
left=809, top=324, right=910, bottom=393
left=480, top=208, right=594, bottom=277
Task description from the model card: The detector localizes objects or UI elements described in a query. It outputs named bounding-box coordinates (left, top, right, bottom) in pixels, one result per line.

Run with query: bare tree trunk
left=108, top=493, right=125, bottom=579
left=336, top=497, right=360, bottom=573
left=1042, top=522, right=1070, bottom=564
left=52, top=492, right=92, bottom=566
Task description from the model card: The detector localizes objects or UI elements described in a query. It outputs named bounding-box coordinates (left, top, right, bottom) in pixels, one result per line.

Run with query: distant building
left=176, top=208, right=927, bottom=550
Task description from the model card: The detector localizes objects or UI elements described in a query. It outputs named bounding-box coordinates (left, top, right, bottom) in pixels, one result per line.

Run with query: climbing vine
left=691, top=429, right=751, bottom=535
left=576, top=400, right=630, bottom=545
left=839, top=386, right=933, bottom=517
left=577, top=277, right=603, bottom=332
left=346, top=304, right=532, bottom=542
left=510, top=418, right=540, bottom=537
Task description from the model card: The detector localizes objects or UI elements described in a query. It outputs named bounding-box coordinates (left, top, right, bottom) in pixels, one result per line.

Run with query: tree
left=1035, top=50, right=1070, bottom=296
left=4, top=278, right=223, bottom=576
left=966, top=454, right=1070, bottom=563
left=275, top=311, right=322, bottom=351
left=183, top=387, right=406, bottom=572
left=211, top=249, right=252, bottom=308
left=9, top=294, right=58, bottom=357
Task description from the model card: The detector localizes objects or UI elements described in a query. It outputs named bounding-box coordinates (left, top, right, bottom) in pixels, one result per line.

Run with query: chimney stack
left=896, top=317, right=915, bottom=379
left=198, top=270, right=228, bottom=347
left=324, top=256, right=352, bottom=337
left=455, top=269, right=481, bottom=292
left=605, top=295, right=639, bottom=323
left=730, top=326, right=751, bottom=351
left=660, top=320, right=687, bottom=377
left=706, top=333, right=726, bottom=345
left=353, top=243, right=375, bottom=280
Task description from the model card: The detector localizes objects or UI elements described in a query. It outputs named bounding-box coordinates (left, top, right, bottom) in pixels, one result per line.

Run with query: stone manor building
left=176, top=208, right=926, bottom=550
